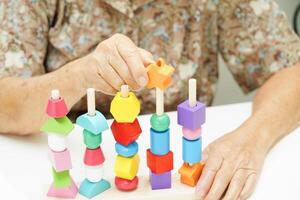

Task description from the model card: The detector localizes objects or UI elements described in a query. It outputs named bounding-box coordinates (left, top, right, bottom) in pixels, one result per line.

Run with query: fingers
left=195, top=151, right=223, bottom=199
left=222, top=170, right=250, bottom=200
left=204, top=161, right=234, bottom=200
left=114, top=34, right=149, bottom=87
left=239, top=173, right=257, bottom=200
left=138, top=48, right=155, bottom=66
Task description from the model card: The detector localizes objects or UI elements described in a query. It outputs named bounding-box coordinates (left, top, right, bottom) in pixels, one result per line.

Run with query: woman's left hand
left=195, top=126, right=270, bottom=200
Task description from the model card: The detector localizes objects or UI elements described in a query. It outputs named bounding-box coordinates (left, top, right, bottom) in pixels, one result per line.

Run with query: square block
left=182, top=127, right=202, bottom=140
left=85, top=165, right=104, bottom=183
left=179, top=162, right=205, bottom=187
left=83, top=129, right=102, bottom=149
left=79, top=178, right=111, bottom=199
left=76, top=111, right=108, bottom=134
left=147, top=149, right=173, bottom=174
left=49, top=149, right=72, bottom=172
left=46, top=97, right=68, bottom=118
left=150, top=171, right=171, bottom=190
left=84, top=147, right=105, bottom=166
left=111, top=119, right=142, bottom=146
left=47, top=178, right=78, bottom=198
left=177, top=100, right=206, bottom=130
left=41, top=117, right=74, bottom=136
left=150, top=128, right=170, bottom=155
left=52, top=168, right=72, bottom=188
left=115, top=154, right=140, bottom=180
left=183, top=137, right=202, bottom=164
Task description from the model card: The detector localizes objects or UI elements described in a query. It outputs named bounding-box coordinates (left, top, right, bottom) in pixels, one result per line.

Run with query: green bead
left=83, top=129, right=102, bottom=149
left=41, top=117, right=74, bottom=136
left=150, top=113, right=170, bottom=132
left=52, top=168, right=71, bottom=188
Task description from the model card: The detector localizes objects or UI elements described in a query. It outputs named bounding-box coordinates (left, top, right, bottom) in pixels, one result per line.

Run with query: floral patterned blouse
left=0, top=0, right=300, bottom=115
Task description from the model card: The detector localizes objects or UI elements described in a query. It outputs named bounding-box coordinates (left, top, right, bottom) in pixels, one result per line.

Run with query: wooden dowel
left=188, top=79, right=197, bottom=107
left=156, top=88, right=164, bottom=116
left=121, top=85, right=129, bottom=98
left=87, top=88, right=96, bottom=116
left=51, top=89, right=60, bottom=100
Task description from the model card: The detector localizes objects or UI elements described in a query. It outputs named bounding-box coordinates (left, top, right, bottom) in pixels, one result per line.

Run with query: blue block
left=115, top=142, right=138, bottom=157
left=76, top=111, right=108, bottom=134
left=79, top=178, right=111, bottom=199
left=182, top=137, right=202, bottom=164
left=150, top=128, right=170, bottom=155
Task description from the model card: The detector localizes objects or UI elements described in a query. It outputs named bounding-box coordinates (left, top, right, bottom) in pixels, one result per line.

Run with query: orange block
left=178, top=162, right=205, bottom=187
left=146, top=58, right=175, bottom=90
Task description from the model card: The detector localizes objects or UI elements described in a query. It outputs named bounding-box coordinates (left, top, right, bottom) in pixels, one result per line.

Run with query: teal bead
left=76, top=111, right=108, bottom=134
left=150, top=113, right=170, bottom=132
left=79, top=178, right=111, bottom=199
left=83, top=130, right=102, bottom=149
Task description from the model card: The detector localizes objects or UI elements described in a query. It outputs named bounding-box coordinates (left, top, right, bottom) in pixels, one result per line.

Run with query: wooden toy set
left=41, top=58, right=206, bottom=199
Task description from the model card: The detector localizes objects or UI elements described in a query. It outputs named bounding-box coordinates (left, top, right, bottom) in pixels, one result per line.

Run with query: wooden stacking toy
left=146, top=58, right=174, bottom=190
left=41, top=90, right=78, bottom=198
left=110, top=85, right=142, bottom=191
left=177, top=79, right=206, bottom=186
left=76, top=88, right=111, bottom=199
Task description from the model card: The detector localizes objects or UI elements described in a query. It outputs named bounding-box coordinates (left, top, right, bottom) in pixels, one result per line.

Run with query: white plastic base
left=47, top=133, right=67, bottom=152
left=85, top=165, right=104, bottom=183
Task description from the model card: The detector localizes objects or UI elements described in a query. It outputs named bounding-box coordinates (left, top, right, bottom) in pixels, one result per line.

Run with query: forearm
left=0, top=58, right=87, bottom=135
left=240, top=62, right=300, bottom=151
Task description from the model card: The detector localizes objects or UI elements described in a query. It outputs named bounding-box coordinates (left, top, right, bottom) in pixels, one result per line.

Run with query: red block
left=111, top=119, right=142, bottom=146
left=84, top=147, right=105, bottom=166
left=46, top=97, right=68, bottom=118
left=115, top=176, right=138, bottom=191
left=147, top=149, right=173, bottom=174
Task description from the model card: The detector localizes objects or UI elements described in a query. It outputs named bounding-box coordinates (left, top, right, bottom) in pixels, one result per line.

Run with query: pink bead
left=46, top=97, right=69, bottom=118
left=84, top=147, right=105, bottom=166
left=47, top=178, right=78, bottom=198
left=182, top=127, right=202, bottom=140
left=49, top=149, right=72, bottom=172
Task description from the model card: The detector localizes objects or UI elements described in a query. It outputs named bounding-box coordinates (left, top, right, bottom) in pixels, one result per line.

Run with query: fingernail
left=138, top=77, right=147, bottom=87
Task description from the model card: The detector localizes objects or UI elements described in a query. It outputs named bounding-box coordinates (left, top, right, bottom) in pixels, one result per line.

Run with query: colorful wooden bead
left=110, top=92, right=140, bottom=123
left=49, top=149, right=72, bottom=172
left=47, top=133, right=67, bottom=152
left=52, top=168, right=72, bottom=188
left=41, top=117, right=74, bottom=136
left=85, top=165, right=104, bottom=183
left=182, top=137, right=202, bottom=164
left=84, top=147, right=105, bottom=166
left=150, top=113, right=170, bottom=132
left=146, top=149, right=173, bottom=174
left=150, top=128, right=170, bottom=155
left=83, top=130, right=102, bottom=149
left=177, top=100, right=206, bottom=130
left=79, top=178, right=111, bottom=199
left=115, top=142, right=138, bottom=158
left=182, top=127, right=202, bottom=140
left=114, top=154, right=140, bottom=180
left=46, top=97, right=68, bottom=118
left=76, top=111, right=108, bottom=135
left=115, top=176, right=139, bottom=191
left=179, top=162, right=205, bottom=187
left=150, top=171, right=171, bottom=190
left=111, top=119, right=142, bottom=146
left=47, top=178, right=78, bottom=198
left=146, top=58, right=175, bottom=90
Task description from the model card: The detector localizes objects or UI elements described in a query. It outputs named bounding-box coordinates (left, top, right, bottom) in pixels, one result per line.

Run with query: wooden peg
left=51, top=89, right=60, bottom=100
left=156, top=88, right=164, bottom=116
left=87, top=88, right=96, bottom=116
left=188, top=79, right=197, bottom=108
left=121, top=85, right=129, bottom=98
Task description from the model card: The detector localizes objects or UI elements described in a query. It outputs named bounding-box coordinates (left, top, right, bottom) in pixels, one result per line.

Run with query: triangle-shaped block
left=76, top=111, right=108, bottom=134
left=41, top=117, right=74, bottom=136
left=47, top=178, right=78, bottom=198
left=79, top=178, right=111, bottom=199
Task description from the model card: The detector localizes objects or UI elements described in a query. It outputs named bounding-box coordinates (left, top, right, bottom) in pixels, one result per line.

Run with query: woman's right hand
left=78, top=33, right=154, bottom=94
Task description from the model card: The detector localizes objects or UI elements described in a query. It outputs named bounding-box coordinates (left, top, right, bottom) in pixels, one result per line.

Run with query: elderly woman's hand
left=195, top=125, right=270, bottom=200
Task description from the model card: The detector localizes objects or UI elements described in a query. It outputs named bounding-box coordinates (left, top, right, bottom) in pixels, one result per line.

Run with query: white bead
left=85, top=165, right=104, bottom=183
left=47, top=133, right=67, bottom=152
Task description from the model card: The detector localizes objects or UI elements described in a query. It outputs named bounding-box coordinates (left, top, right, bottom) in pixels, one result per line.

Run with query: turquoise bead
left=76, top=111, right=108, bottom=134
left=150, top=128, right=170, bottom=155
left=83, top=130, right=102, bottom=149
left=115, top=142, right=138, bottom=157
left=182, top=137, right=202, bottom=164
left=79, top=178, right=111, bottom=199
left=150, top=113, right=170, bottom=132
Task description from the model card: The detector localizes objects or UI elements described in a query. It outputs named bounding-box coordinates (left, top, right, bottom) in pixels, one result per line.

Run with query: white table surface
left=0, top=102, right=299, bottom=200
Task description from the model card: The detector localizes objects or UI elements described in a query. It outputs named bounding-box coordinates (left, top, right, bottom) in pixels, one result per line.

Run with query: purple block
left=150, top=171, right=171, bottom=190
left=177, top=100, right=206, bottom=130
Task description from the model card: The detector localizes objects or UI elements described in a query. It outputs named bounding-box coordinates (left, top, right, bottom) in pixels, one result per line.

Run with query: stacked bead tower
left=177, top=79, right=206, bottom=187
left=41, top=90, right=78, bottom=198
left=76, top=88, right=111, bottom=199
left=110, top=85, right=142, bottom=191
left=146, top=58, right=175, bottom=190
